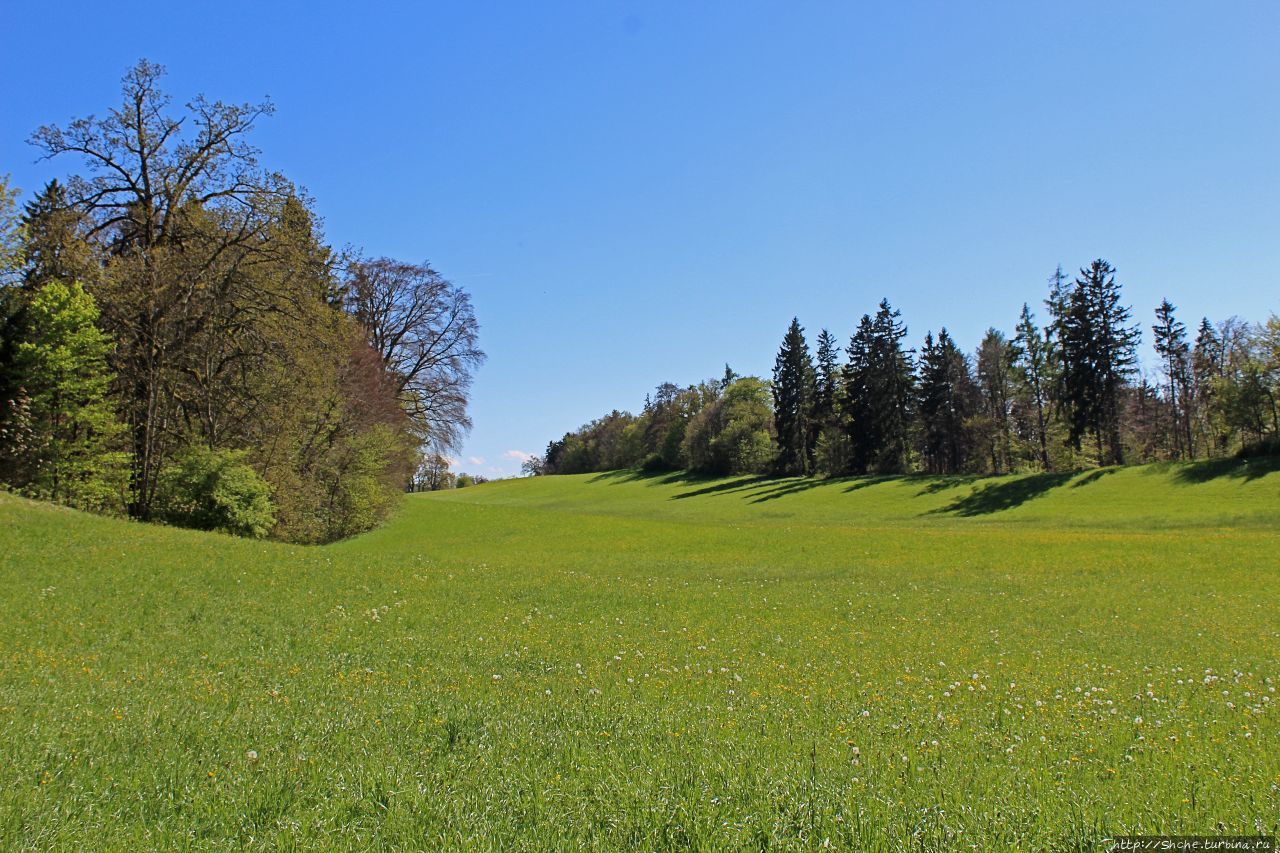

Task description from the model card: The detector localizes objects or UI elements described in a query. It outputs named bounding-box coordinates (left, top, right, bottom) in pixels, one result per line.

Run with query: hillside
left=2, top=458, right=1278, bottom=847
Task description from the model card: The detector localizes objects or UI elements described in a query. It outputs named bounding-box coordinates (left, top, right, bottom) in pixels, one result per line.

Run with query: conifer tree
left=20, top=180, right=99, bottom=291
left=842, top=300, right=914, bottom=473
left=814, top=328, right=840, bottom=426
left=772, top=318, right=816, bottom=475
left=840, top=314, right=876, bottom=473
left=975, top=328, right=1016, bottom=473
left=1057, top=260, right=1140, bottom=464
left=1152, top=299, right=1191, bottom=458
left=1191, top=318, right=1223, bottom=454
left=1012, top=304, right=1053, bottom=470
left=916, top=329, right=977, bottom=473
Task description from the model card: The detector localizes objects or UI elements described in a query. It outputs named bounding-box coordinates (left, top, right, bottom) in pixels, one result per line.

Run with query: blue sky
left=3, top=2, right=1277, bottom=477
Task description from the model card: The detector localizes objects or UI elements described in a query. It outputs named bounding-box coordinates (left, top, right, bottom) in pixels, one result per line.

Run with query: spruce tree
left=814, top=328, right=840, bottom=430
left=869, top=299, right=915, bottom=473
left=1058, top=260, right=1140, bottom=464
left=20, top=180, right=99, bottom=291
left=842, top=300, right=914, bottom=473
left=840, top=315, right=876, bottom=473
left=1012, top=304, right=1053, bottom=470
left=1191, top=318, right=1224, bottom=454
left=916, top=329, right=977, bottom=473
left=772, top=318, right=816, bottom=475
left=975, top=328, right=1016, bottom=474
left=1152, top=299, right=1191, bottom=458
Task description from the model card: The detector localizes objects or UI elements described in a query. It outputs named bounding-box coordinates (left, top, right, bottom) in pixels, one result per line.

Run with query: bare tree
left=344, top=257, right=484, bottom=452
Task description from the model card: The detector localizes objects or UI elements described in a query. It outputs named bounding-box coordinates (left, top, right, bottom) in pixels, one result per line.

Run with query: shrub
left=157, top=447, right=275, bottom=538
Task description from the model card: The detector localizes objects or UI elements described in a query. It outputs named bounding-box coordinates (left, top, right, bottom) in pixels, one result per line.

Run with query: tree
left=415, top=452, right=457, bottom=490
left=0, top=176, right=27, bottom=452
left=20, top=180, right=99, bottom=291
left=1056, top=260, right=1140, bottom=464
left=1, top=281, right=127, bottom=510
left=30, top=60, right=288, bottom=518
left=1012, top=304, right=1052, bottom=470
left=771, top=318, right=816, bottom=475
left=684, top=377, right=777, bottom=475
left=915, top=329, right=978, bottom=474
left=975, top=328, right=1016, bottom=473
left=155, top=447, right=275, bottom=537
left=841, top=300, right=914, bottom=473
left=344, top=257, right=485, bottom=452
left=813, top=328, right=840, bottom=428
left=1191, top=318, right=1224, bottom=454
left=0, top=176, right=21, bottom=285
left=1152, top=299, right=1192, bottom=458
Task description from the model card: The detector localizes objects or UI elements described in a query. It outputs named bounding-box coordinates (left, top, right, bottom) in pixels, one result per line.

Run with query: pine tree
left=840, top=315, right=876, bottom=474
left=1191, top=318, right=1224, bottom=454
left=869, top=299, right=915, bottom=473
left=916, top=329, right=977, bottom=473
left=772, top=318, right=816, bottom=475
left=814, top=328, right=840, bottom=429
left=1012, top=304, right=1053, bottom=470
left=842, top=300, right=914, bottom=473
left=1152, top=299, right=1191, bottom=458
left=1058, top=260, right=1140, bottom=464
left=20, top=180, right=99, bottom=291
left=720, top=363, right=739, bottom=391
left=975, top=328, right=1016, bottom=473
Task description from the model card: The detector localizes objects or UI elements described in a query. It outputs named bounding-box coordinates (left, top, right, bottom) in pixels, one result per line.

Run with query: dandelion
left=246, top=749, right=258, bottom=762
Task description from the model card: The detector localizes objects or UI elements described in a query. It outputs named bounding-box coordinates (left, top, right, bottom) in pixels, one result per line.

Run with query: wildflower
left=246, top=749, right=258, bottom=762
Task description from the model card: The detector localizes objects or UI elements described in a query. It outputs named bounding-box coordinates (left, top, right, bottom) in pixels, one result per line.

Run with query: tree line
left=539, top=261, right=1277, bottom=478
left=0, top=61, right=483, bottom=541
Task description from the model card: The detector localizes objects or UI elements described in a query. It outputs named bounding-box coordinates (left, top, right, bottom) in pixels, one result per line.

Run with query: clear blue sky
left=3, top=2, right=1277, bottom=477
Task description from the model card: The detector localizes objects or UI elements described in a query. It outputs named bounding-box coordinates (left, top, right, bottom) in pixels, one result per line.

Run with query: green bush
left=157, top=447, right=275, bottom=538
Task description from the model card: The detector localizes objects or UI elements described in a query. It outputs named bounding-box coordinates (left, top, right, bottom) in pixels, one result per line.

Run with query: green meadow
left=2, top=458, right=1278, bottom=849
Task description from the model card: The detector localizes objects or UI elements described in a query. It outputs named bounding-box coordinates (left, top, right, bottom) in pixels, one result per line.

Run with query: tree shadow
left=587, top=469, right=643, bottom=483
left=914, top=475, right=979, bottom=496
left=671, top=475, right=772, bottom=500
left=930, top=472, right=1075, bottom=517
left=843, top=477, right=891, bottom=493
left=1173, top=453, right=1280, bottom=485
left=747, top=479, right=831, bottom=503
left=1069, top=467, right=1119, bottom=488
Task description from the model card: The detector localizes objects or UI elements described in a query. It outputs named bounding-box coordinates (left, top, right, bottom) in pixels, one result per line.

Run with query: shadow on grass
left=1070, top=467, right=1119, bottom=488
left=747, top=479, right=832, bottom=503
left=915, top=475, right=979, bottom=496
left=1172, top=453, right=1280, bottom=485
left=931, top=472, right=1075, bottom=517
left=671, top=476, right=771, bottom=499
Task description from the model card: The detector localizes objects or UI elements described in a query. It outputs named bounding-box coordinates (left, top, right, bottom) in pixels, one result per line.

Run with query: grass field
left=2, top=457, right=1278, bottom=849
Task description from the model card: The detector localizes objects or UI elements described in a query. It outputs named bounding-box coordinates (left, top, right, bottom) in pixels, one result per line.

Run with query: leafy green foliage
left=156, top=447, right=275, bottom=538
left=683, top=377, right=777, bottom=475
left=1, top=280, right=126, bottom=511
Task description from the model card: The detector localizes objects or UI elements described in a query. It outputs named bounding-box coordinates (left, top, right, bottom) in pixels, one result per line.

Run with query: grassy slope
left=1, top=457, right=1278, bottom=849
